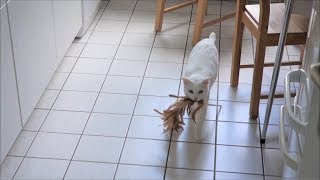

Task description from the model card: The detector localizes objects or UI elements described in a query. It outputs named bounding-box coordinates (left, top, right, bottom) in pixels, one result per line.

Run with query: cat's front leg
left=194, top=102, right=208, bottom=142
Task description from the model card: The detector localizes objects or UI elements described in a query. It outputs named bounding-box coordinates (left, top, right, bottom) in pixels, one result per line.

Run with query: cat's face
left=182, top=77, right=210, bottom=101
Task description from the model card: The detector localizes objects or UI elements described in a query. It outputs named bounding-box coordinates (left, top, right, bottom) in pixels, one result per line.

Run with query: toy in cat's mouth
left=154, top=94, right=205, bottom=133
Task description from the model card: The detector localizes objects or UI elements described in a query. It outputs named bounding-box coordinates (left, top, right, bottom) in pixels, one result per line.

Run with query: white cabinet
left=7, top=0, right=57, bottom=124
left=0, top=4, right=22, bottom=164
left=77, top=0, right=101, bottom=37
left=53, top=0, right=82, bottom=61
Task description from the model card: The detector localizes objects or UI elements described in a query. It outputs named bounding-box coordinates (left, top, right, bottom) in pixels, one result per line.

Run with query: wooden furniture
left=231, top=0, right=309, bottom=119
left=154, top=0, right=236, bottom=46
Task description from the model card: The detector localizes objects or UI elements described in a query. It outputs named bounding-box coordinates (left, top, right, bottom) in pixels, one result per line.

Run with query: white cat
left=182, top=32, right=218, bottom=141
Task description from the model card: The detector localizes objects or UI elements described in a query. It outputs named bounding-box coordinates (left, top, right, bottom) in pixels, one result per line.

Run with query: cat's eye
left=199, top=90, right=203, bottom=94
left=189, top=90, right=194, bottom=94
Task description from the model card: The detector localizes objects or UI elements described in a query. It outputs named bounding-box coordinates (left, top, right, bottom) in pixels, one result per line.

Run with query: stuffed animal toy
left=154, top=94, right=205, bottom=133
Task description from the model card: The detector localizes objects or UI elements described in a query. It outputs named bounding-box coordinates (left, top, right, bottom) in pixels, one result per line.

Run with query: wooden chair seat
left=244, top=3, right=309, bottom=46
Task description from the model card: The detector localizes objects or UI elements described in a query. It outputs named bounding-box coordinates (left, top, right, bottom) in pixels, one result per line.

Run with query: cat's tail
left=209, top=32, right=216, bottom=42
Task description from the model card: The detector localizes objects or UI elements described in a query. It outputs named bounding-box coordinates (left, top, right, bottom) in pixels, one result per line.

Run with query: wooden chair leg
left=230, top=0, right=246, bottom=87
left=250, top=40, right=267, bottom=119
left=155, top=0, right=166, bottom=31
left=192, top=0, right=207, bottom=46
left=204, top=0, right=208, bottom=15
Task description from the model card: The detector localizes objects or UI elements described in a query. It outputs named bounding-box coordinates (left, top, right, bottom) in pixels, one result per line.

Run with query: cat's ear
left=202, top=77, right=211, bottom=85
left=182, top=77, right=192, bottom=85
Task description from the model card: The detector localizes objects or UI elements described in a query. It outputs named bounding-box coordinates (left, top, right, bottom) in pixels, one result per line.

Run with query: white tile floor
left=1, top=0, right=301, bottom=179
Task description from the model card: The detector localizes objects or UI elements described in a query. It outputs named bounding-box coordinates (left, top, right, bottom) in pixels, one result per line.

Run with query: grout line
left=213, top=0, right=225, bottom=179
left=109, top=1, right=153, bottom=179
left=60, top=2, right=111, bottom=179
left=160, top=0, right=199, bottom=178
left=5, top=154, right=265, bottom=177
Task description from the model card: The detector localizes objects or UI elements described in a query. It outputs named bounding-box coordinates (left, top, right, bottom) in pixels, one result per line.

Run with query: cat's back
left=189, top=33, right=218, bottom=64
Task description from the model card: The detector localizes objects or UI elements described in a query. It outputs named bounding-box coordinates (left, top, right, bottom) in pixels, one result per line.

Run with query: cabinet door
left=7, top=0, right=57, bottom=124
left=0, top=4, right=22, bottom=164
left=53, top=0, right=82, bottom=61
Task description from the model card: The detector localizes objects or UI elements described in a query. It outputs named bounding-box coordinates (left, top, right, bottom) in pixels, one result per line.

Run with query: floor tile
left=0, top=156, right=23, bottom=180
left=120, top=138, right=169, bottom=166
left=134, top=95, right=174, bottom=116
left=261, top=124, right=289, bottom=149
left=218, top=82, right=253, bottom=103
left=167, top=142, right=215, bottom=170
left=101, top=76, right=142, bottom=94
left=219, top=51, right=254, bottom=67
left=135, top=1, right=156, bottom=11
left=56, top=57, right=78, bottom=73
left=13, top=157, right=69, bottom=180
left=88, top=31, right=123, bottom=44
left=65, top=161, right=117, bottom=180
left=65, top=43, right=86, bottom=57
left=40, top=110, right=90, bottom=134
left=165, top=168, right=213, bottom=180
left=115, top=46, right=151, bottom=61
left=101, top=9, right=133, bottom=21
left=35, top=90, right=60, bottom=109
left=189, top=24, right=220, bottom=38
left=158, top=23, right=189, bottom=36
left=259, top=104, right=284, bottom=126
left=84, top=113, right=131, bottom=137
left=216, top=145, right=263, bottom=174
left=121, top=33, right=155, bottom=47
left=217, top=121, right=260, bottom=147
left=215, top=172, right=263, bottom=180
left=126, top=21, right=156, bottom=34
left=108, top=60, right=147, bottom=77
left=145, top=62, right=183, bottom=79
left=127, top=116, right=170, bottom=140
left=131, top=11, right=155, bottom=22
left=150, top=48, right=185, bottom=63
left=88, top=18, right=99, bottom=31
left=154, top=35, right=187, bottom=49
left=264, top=176, right=282, bottom=180
left=8, top=131, right=37, bottom=156
left=115, top=164, right=165, bottom=180
left=93, top=93, right=137, bottom=114
left=53, top=91, right=98, bottom=112
left=72, top=58, right=112, bottom=74
left=172, top=119, right=216, bottom=144
left=73, top=135, right=124, bottom=163
left=220, top=38, right=253, bottom=53
left=27, top=132, right=80, bottom=159
left=163, top=12, right=191, bottom=24
left=63, top=73, right=105, bottom=92
left=95, top=19, right=128, bottom=32
left=262, top=148, right=296, bottom=177
left=218, top=101, right=257, bottom=123
left=140, top=78, right=180, bottom=96
left=23, top=109, right=49, bottom=131
left=47, top=73, right=69, bottom=90
left=219, top=26, right=252, bottom=39
left=80, top=44, right=118, bottom=59
left=107, top=0, right=136, bottom=10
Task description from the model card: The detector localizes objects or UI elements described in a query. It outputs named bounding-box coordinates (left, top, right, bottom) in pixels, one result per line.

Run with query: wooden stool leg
left=250, top=40, right=267, bottom=119
left=204, top=0, right=208, bottom=15
left=192, top=0, right=206, bottom=46
left=155, top=0, right=166, bottom=31
left=230, top=0, right=246, bottom=87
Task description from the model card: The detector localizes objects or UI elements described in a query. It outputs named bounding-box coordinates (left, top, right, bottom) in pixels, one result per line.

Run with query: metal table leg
left=261, top=0, right=295, bottom=143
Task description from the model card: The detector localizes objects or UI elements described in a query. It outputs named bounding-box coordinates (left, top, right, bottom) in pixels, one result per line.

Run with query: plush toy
left=154, top=94, right=205, bottom=133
